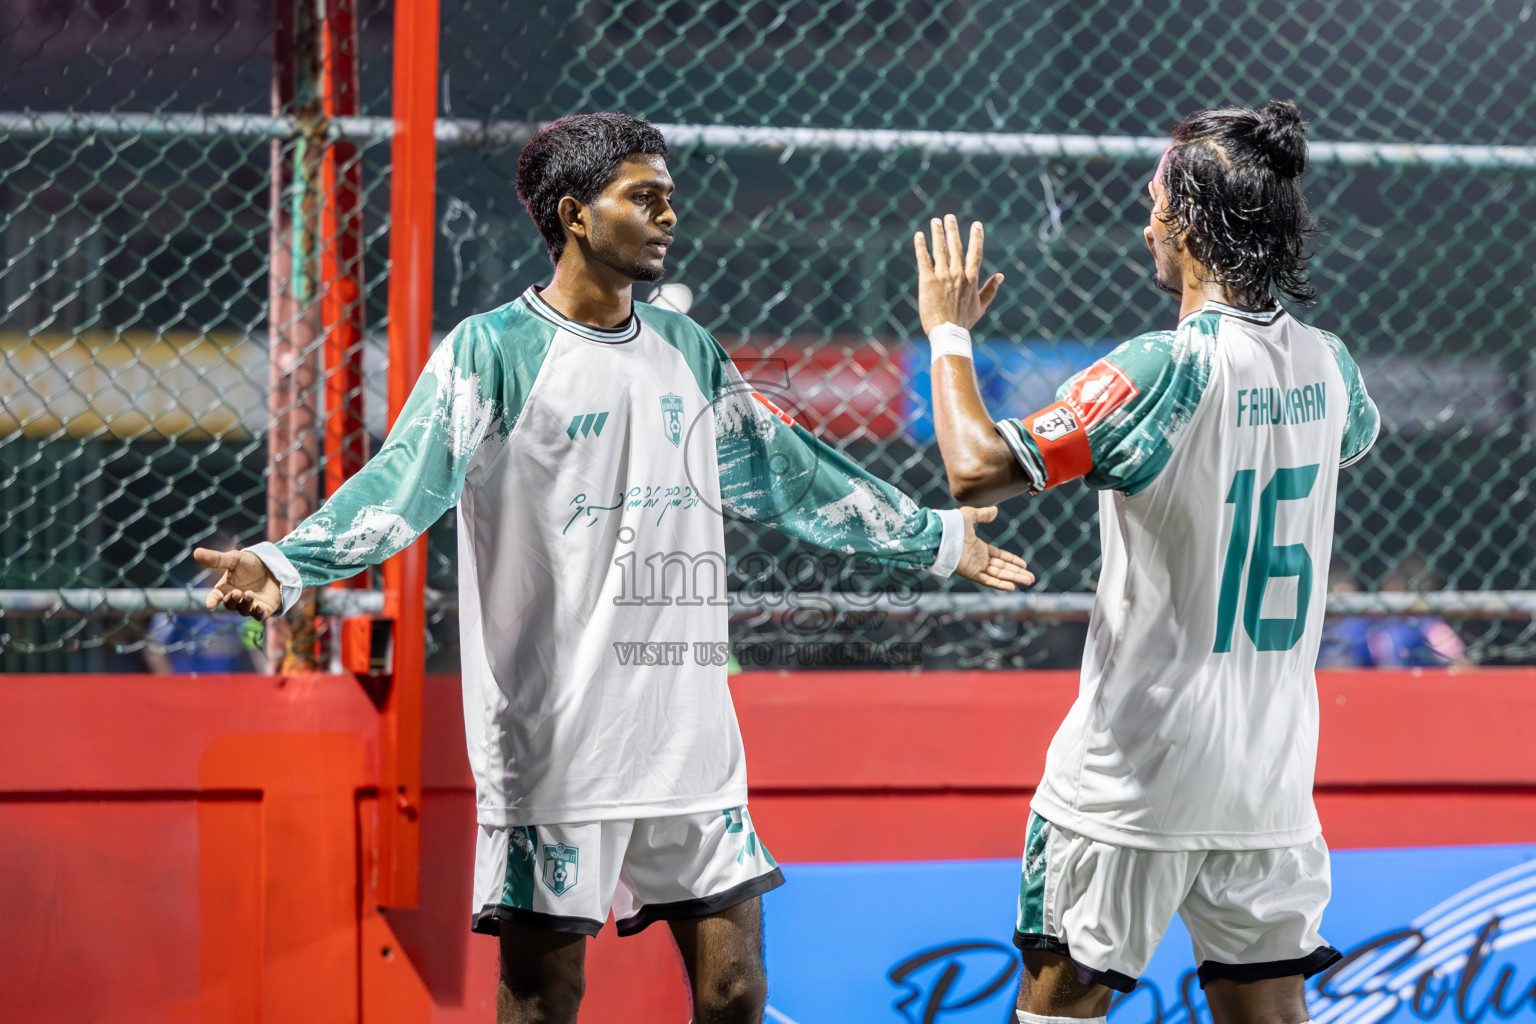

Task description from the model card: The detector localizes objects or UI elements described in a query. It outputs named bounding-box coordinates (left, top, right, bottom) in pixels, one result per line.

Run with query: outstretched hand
left=914, top=213, right=1005, bottom=334
left=953, top=506, right=1035, bottom=590
left=195, top=547, right=282, bottom=621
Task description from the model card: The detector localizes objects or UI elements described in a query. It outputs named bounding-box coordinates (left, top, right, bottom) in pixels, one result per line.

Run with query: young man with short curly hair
left=198, top=111, right=1033, bottom=1024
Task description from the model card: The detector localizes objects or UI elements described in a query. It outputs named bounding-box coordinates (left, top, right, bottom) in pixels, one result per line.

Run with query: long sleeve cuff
left=927, top=508, right=964, bottom=578
left=994, top=419, right=1049, bottom=492
left=245, top=541, right=304, bottom=614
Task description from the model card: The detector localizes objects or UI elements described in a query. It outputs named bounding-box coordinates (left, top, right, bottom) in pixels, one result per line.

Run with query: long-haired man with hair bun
left=915, top=100, right=1380, bottom=1024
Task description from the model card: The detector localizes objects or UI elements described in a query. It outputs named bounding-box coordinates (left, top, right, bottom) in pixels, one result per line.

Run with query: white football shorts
left=1014, top=812, right=1341, bottom=990
left=471, top=805, right=783, bottom=937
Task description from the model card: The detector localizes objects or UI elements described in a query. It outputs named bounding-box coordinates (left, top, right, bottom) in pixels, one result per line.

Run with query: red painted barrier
left=733, top=668, right=1536, bottom=857
left=2, top=668, right=1533, bottom=1022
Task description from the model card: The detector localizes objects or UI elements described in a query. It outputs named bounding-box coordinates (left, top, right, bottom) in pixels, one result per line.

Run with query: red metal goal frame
left=375, top=0, right=439, bottom=908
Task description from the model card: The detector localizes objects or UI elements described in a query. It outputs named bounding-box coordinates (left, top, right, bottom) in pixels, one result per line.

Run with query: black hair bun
left=1251, top=99, right=1308, bottom=177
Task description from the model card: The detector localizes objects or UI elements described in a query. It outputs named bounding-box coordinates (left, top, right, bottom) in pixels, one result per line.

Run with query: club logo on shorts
left=541, top=843, right=579, bottom=896
left=1031, top=406, right=1079, bottom=442
left=660, top=393, right=684, bottom=447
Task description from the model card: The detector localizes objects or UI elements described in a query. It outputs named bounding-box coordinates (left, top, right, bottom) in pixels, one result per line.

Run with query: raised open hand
left=914, top=213, right=1005, bottom=334
left=194, top=547, right=282, bottom=621
left=953, top=506, right=1035, bottom=590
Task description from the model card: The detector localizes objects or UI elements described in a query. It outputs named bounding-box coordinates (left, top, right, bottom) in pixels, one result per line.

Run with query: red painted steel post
left=320, top=0, right=368, bottom=680
left=377, top=0, right=439, bottom=909
left=321, top=0, right=369, bottom=510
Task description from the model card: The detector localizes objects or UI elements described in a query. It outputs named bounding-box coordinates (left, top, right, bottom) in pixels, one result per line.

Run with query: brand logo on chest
left=566, top=411, right=609, bottom=439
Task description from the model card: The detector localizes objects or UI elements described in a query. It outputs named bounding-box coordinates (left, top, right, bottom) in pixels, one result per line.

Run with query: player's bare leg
left=1016, top=950, right=1113, bottom=1019
left=497, top=924, right=586, bottom=1024
left=1203, top=974, right=1310, bottom=1024
left=668, top=897, right=769, bottom=1024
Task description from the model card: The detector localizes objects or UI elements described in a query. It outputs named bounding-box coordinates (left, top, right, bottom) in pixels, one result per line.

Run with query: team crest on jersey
left=1065, top=359, right=1138, bottom=427
left=660, top=393, right=684, bottom=447
left=541, top=843, right=579, bottom=896
left=1031, top=406, right=1079, bottom=442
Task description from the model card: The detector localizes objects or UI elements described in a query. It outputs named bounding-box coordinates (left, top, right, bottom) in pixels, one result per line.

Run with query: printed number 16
left=1214, top=463, right=1321, bottom=654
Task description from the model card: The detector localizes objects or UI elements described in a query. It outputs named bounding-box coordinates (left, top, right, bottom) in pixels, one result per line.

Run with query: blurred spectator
left=1318, top=558, right=1469, bottom=668
left=143, top=612, right=267, bottom=673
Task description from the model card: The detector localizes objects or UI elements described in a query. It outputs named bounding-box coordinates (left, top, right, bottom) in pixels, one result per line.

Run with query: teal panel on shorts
left=1017, top=813, right=1050, bottom=934
left=503, top=825, right=538, bottom=910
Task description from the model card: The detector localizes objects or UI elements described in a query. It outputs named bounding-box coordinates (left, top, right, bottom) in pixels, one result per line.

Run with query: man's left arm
left=709, top=344, right=1032, bottom=590
left=1323, top=330, right=1379, bottom=468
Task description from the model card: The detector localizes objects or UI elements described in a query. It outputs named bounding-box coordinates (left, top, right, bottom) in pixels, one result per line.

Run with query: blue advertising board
left=897, top=339, right=1118, bottom=443
left=761, top=844, right=1536, bottom=1024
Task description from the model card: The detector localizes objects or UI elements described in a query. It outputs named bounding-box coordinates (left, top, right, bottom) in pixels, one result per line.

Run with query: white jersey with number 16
left=996, top=302, right=1379, bottom=851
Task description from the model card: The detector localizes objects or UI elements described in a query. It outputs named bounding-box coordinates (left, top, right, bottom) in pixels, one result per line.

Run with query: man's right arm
left=203, top=321, right=508, bottom=618
left=916, top=215, right=1199, bottom=502
left=930, top=345, right=1034, bottom=505
left=914, top=215, right=1030, bottom=504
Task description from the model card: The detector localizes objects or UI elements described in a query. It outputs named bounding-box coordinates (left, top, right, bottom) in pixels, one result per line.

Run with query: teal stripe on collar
left=521, top=286, right=640, bottom=343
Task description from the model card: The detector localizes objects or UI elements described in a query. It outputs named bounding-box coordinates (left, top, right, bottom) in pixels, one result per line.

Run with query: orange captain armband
left=1022, top=402, right=1093, bottom=487
left=1021, top=357, right=1138, bottom=488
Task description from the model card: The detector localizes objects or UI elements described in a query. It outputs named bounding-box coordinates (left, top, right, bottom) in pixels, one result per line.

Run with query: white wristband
left=928, top=322, right=973, bottom=362
left=245, top=542, right=304, bottom=615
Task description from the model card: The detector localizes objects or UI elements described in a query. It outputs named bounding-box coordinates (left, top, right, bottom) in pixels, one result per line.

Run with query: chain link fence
left=0, top=0, right=398, bottom=669
left=4, top=0, right=1535, bottom=670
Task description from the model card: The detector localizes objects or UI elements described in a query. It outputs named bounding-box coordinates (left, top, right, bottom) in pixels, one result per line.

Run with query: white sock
left=1016, top=1012, right=1107, bottom=1024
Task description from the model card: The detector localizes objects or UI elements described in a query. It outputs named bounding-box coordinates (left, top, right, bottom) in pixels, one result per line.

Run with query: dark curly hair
left=1160, top=99, right=1319, bottom=308
left=515, top=112, right=669, bottom=265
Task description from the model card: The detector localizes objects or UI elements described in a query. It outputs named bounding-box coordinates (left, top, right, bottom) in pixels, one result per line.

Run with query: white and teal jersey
left=996, top=301, right=1378, bottom=851
left=250, top=287, right=962, bottom=827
